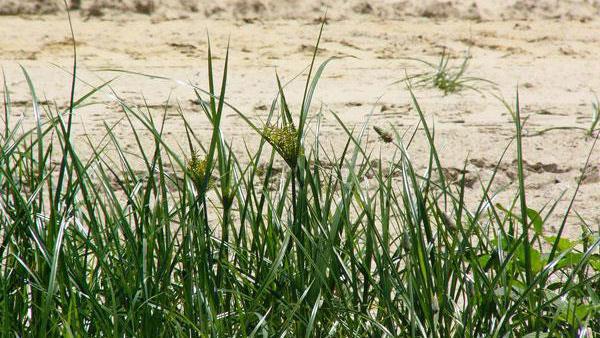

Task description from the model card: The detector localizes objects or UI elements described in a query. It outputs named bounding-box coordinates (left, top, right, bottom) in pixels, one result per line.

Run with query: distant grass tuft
left=400, top=47, right=496, bottom=95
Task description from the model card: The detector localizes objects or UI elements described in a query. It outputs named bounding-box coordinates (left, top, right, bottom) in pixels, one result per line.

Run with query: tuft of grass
left=0, top=17, right=599, bottom=338
left=400, top=47, right=495, bottom=95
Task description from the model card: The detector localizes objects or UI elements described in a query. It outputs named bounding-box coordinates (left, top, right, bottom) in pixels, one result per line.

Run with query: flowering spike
left=187, top=152, right=212, bottom=188
left=263, top=124, right=302, bottom=167
left=373, top=126, right=393, bottom=143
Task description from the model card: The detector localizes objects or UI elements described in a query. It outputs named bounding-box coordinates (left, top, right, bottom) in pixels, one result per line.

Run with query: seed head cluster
left=187, top=152, right=210, bottom=188
left=263, top=124, right=301, bottom=167
left=373, top=126, right=393, bottom=143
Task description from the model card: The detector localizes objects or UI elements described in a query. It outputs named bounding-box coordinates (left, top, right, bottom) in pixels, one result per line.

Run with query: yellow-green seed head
left=373, top=126, right=393, bottom=143
left=263, top=124, right=301, bottom=167
left=187, top=152, right=211, bottom=188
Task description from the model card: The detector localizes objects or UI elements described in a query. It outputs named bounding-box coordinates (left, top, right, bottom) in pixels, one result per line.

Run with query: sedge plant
left=399, top=47, right=495, bottom=95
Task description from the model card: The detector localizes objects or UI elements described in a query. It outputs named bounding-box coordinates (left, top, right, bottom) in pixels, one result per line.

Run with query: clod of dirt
left=418, top=1, right=460, bottom=19
left=79, top=0, right=156, bottom=15
left=205, top=5, right=225, bottom=17
left=233, top=0, right=266, bottom=18
left=581, top=165, right=600, bottom=185
left=346, top=102, right=363, bottom=107
left=83, top=4, right=104, bottom=17
left=135, top=0, right=155, bottom=14
left=442, top=167, right=478, bottom=188
left=0, top=0, right=59, bottom=15
left=470, top=158, right=570, bottom=175
left=352, top=2, right=374, bottom=14
left=70, top=0, right=81, bottom=10
left=462, top=2, right=482, bottom=20
left=298, top=44, right=326, bottom=54
left=469, top=158, right=490, bottom=169
left=516, top=160, right=570, bottom=174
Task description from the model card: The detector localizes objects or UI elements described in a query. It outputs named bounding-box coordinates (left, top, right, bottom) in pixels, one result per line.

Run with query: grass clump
left=401, top=47, right=495, bottom=95
left=0, top=19, right=599, bottom=338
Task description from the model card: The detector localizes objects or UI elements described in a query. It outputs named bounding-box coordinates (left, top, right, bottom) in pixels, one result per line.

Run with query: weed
left=400, top=47, right=495, bottom=95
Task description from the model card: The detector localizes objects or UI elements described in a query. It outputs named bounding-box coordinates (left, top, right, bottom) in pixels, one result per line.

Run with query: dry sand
left=1, top=1, right=599, bottom=237
left=4, top=0, right=600, bottom=21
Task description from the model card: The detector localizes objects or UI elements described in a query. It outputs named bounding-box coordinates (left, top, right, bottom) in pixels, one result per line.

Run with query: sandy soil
left=4, top=0, right=600, bottom=21
left=1, top=2, right=599, bottom=237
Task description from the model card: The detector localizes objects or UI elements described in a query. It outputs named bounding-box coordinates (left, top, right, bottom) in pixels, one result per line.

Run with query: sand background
left=3, top=0, right=600, bottom=21
left=1, top=1, right=599, bottom=236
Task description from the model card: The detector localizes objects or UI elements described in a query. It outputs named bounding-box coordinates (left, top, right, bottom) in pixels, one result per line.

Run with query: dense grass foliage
left=1, top=23, right=599, bottom=337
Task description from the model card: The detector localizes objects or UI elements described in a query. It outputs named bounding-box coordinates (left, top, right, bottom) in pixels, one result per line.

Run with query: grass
left=399, top=47, right=496, bottom=95
left=0, top=19, right=599, bottom=337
